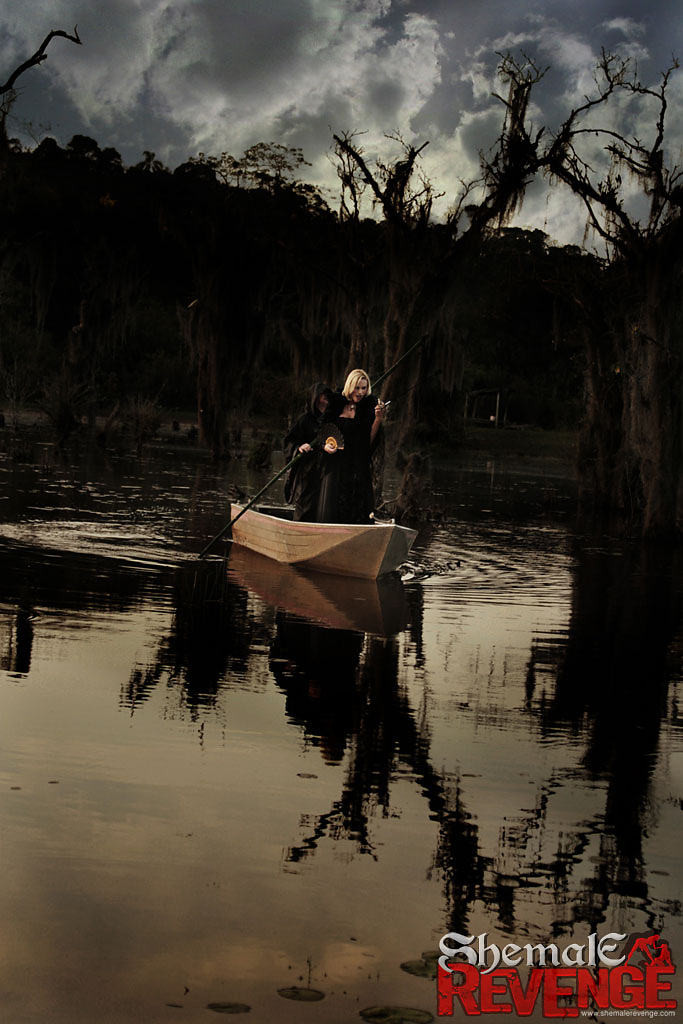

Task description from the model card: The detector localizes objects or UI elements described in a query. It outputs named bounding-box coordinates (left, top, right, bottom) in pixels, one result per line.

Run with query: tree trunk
left=622, top=256, right=682, bottom=536
left=578, top=247, right=683, bottom=538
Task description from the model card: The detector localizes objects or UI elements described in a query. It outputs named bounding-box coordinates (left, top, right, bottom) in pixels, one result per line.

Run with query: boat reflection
left=227, top=543, right=409, bottom=637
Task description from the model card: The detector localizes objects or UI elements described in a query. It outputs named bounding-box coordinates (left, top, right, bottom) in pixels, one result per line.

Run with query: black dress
left=316, top=394, right=377, bottom=524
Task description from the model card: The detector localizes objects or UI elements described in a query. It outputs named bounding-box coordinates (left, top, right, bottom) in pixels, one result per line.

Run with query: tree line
left=0, top=133, right=583, bottom=435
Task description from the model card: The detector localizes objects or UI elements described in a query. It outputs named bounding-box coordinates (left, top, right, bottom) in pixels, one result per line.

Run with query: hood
left=308, top=381, right=334, bottom=416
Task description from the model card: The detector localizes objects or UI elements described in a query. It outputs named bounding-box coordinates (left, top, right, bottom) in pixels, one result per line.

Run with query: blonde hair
left=342, top=369, right=371, bottom=399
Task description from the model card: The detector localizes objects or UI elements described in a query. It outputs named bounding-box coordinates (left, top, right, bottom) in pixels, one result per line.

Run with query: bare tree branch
left=333, top=132, right=387, bottom=214
left=333, top=131, right=436, bottom=228
left=0, top=27, right=82, bottom=95
left=480, top=49, right=681, bottom=257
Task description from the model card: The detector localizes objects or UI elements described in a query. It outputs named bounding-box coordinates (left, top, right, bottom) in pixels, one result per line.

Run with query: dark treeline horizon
left=0, top=133, right=584, bottom=446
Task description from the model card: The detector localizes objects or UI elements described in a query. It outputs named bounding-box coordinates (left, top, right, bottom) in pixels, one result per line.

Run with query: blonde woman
left=316, top=369, right=386, bottom=524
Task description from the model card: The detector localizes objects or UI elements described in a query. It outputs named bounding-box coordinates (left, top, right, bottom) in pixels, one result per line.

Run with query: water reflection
left=529, top=543, right=682, bottom=929
left=270, top=617, right=364, bottom=765
left=122, top=561, right=251, bottom=715
left=283, top=635, right=408, bottom=860
left=0, top=537, right=175, bottom=617
left=0, top=606, right=35, bottom=675
left=1, top=442, right=681, bottom=1020
left=269, top=594, right=492, bottom=934
left=441, top=536, right=683, bottom=950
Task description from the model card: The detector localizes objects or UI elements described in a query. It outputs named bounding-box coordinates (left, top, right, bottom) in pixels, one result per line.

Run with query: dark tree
left=0, top=26, right=82, bottom=163
left=484, top=52, right=683, bottom=537
left=333, top=131, right=443, bottom=437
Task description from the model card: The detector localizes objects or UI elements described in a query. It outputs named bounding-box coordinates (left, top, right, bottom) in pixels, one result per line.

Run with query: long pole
left=370, top=334, right=427, bottom=391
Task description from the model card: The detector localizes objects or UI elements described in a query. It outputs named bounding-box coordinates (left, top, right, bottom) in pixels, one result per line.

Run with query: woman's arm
left=370, top=400, right=386, bottom=444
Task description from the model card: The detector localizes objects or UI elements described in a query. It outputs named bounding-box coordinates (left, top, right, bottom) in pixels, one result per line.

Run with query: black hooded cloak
left=283, top=382, right=332, bottom=521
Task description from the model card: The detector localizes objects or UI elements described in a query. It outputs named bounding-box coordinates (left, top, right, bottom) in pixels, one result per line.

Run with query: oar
left=370, top=334, right=427, bottom=391
left=386, top=366, right=440, bottom=403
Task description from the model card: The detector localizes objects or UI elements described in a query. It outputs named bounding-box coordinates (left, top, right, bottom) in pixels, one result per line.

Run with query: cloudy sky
left=1, top=1, right=682, bottom=243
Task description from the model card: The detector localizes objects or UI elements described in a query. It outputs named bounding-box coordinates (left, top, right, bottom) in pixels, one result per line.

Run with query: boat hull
left=229, top=504, right=417, bottom=579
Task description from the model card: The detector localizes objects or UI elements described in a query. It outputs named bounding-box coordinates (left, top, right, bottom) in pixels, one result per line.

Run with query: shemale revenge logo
left=437, top=930, right=677, bottom=1017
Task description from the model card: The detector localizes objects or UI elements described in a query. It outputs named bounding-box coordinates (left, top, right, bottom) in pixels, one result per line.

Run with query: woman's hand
left=374, top=400, right=387, bottom=421
left=323, top=440, right=338, bottom=454
left=298, top=442, right=312, bottom=454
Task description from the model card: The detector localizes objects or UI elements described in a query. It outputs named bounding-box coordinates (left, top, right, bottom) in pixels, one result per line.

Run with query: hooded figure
left=283, top=382, right=333, bottom=521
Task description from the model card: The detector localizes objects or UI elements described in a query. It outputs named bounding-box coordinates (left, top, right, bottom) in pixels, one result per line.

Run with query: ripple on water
left=0, top=520, right=188, bottom=569
left=404, top=522, right=573, bottom=609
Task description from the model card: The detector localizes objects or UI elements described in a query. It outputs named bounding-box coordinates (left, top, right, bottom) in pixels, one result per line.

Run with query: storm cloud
left=1, top=0, right=681, bottom=242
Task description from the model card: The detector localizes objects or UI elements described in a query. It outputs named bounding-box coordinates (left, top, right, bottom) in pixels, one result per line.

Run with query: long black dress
left=316, top=393, right=377, bottom=524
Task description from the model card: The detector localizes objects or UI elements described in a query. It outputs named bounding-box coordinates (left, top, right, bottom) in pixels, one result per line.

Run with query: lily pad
left=359, top=1007, right=434, bottom=1023
left=277, top=986, right=325, bottom=1002
left=399, top=950, right=440, bottom=980
left=206, top=1002, right=251, bottom=1014
left=400, top=959, right=436, bottom=980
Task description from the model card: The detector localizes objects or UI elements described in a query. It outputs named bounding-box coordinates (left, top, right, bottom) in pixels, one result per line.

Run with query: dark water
left=1, top=437, right=681, bottom=1023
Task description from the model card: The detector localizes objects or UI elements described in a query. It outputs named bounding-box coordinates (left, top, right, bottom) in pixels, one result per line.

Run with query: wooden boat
left=229, top=503, right=417, bottom=579
left=228, top=545, right=408, bottom=635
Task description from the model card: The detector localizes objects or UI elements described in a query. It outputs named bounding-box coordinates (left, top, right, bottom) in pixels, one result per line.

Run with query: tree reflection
left=275, top=540, right=681, bottom=944
left=122, top=561, right=253, bottom=716
left=275, top=616, right=489, bottom=932
left=278, top=630, right=414, bottom=860
left=0, top=539, right=162, bottom=621
left=115, top=535, right=681, bottom=945
left=0, top=606, right=35, bottom=675
left=523, top=542, right=682, bottom=933
left=0, top=538, right=175, bottom=678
